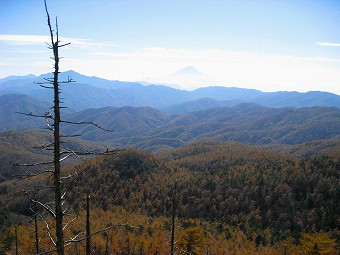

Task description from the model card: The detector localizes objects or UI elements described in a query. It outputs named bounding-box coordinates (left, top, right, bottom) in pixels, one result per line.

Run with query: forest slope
left=0, top=129, right=108, bottom=181
left=63, top=103, right=339, bottom=151
left=1, top=102, right=339, bottom=152
left=2, top=141, right=339, bottom=245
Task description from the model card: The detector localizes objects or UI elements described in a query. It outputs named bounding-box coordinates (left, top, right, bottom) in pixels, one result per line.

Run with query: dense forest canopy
left=1, top=141, right=339, bottom=254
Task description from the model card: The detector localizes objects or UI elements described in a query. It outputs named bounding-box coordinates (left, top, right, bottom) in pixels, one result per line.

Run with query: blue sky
left=1, top=0, right=340, bottom=94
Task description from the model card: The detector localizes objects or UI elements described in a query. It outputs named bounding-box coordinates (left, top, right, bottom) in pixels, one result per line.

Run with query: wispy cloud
left=316, top=42, right=340, bottom=47
left=0, top=34, right=115, bottom=47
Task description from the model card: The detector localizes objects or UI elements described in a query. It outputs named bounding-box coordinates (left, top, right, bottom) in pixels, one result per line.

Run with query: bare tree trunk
left=16, top=2, right=117, bottom=253
left=44, top=1, right=64, bottom=253
left=34, top=200, right=39, bottom=254
left=15, top=227, right=18, bottom=255
left=52, top=33, right=64, bottom=255
left=105, top=233, right=109, bottom=255
left=86, top=195, right=91, bottom=255
left=170, top=195, right=175, bottom=255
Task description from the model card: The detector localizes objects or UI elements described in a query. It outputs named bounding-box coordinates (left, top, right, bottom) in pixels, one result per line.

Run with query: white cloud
left=316, top=42, right=340, bottom=47
left=0, top=34, right=115, bottom=47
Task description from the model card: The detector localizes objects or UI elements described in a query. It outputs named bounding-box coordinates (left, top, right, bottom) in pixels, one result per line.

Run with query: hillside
left=0, top=129, right=108, bottom=181
left=1, top=128, right=338, bottom=182
left=113, top=104, right=340, bottom=150
left=62, top=106, right=172, bottom=142
left=263, top=140, right=340, bottom=159
left=2, top=141, right=339, bottom=249
left=1, top=97, right=339, bottom=151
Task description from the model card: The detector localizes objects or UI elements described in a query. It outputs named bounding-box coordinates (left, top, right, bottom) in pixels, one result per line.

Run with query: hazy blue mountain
left=190, top=86, right=264, bottom=101
left=162, top=97, right=241, bottom=115
left=0, top=76, right=38, bottom=96
left=0, top=74, right=36, bottom=84
left=256, top=91, right=340, bottom=108
left=1, top=70, right=340, bottom=112
left=0, top=94, right=50, bottom=132
left=172, top=66, right=203, bottom=76
left=38, top=70, right=143, bottom=90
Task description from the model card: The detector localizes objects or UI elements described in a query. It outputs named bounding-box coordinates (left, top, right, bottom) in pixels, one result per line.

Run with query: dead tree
left=170, top=195, right=176, bottom=255
left=26, top=2, right=85, bottom=253
left=15, top=227, right=18, bottom=255
left=13, top=2, right=132, bottom=254
left=33, top=197, right=40, bottom=254
left=45, top=2, right=66, bottom=254
left=86, top=195, right=91, bottom=255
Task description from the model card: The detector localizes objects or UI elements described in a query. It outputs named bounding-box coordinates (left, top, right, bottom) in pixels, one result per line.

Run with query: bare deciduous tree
left=13, top=2, right=137, bottom=254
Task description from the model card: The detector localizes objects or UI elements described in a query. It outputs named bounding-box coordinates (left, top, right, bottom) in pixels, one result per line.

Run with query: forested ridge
left=1, top=93, right=340, bottom=152
left=1, top=141, right=339, bottom=254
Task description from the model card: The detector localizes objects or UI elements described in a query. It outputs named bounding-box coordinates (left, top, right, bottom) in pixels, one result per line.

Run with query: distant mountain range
left=1, top=70, right=339, bottom=152
left=0, top=94, right=49, bottom=132
left=1, top=70, right=339, bottom=111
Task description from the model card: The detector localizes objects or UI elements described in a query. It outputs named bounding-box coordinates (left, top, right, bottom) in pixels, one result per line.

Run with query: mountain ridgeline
left=1, top=71, right=340, bottom=151
left=1, top=70, right=340, bottom=112
left=1, top=96, right=339, bottom=151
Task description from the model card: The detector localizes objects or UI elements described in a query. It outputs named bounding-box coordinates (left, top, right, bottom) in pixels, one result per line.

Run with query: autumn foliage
left=1, top=141, right=339, bottom=254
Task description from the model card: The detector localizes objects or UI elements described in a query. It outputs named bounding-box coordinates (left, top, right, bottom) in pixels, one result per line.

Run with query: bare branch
left=32, top=142, right=54, bottom=149
left=58, top=42, right=71, bottom=48
left=24, top=190, right=56, bottom=218
left=37, top=215, right=121, bottom=253
left=44, top=0, right=54, bottom=47
left=61, top=191, right=67, bottom=200
left=15, top=161, right=54, bottom=167
left=14, top=169, right=53, bottom=178
left=63, top=212, right=78, bottom=230
left=174, top=245, right=193, bottom=255
left=60, top=174, right=73, bottom=180
left=64, top=232, right=83, bottom=247
left=66, top=224, right=139, bottom=244
left=45, top=42, right=53, bottom=48
left=32, top=207, right=57, bottom=248
left=60, top=148, right=120, bottom=156
left=61, top=120, right=113, bottom=132
left=59, top=154, right=72, bottom=162
left=40, top=85, right=54, bottom=89
left=15, top=111, right=54, bottom=119
left=55, top=16, right=59, bottom=43
left=46, top=118, right=54, bottom=130
left=34, top=185, right=55, bottom=189
left=60, top=133, right=83, bottom=138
